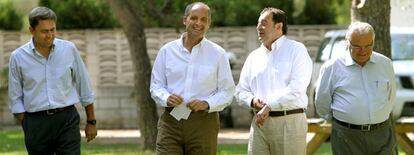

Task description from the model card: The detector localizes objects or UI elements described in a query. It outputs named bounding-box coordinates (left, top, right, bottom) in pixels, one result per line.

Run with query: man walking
left=315, top=22, right=397, bottom=155
left=9, top=7, right=97, bottom=155
left=150, top=2, right=235, bottom=155
left=235, top=7, right=312, bottom=155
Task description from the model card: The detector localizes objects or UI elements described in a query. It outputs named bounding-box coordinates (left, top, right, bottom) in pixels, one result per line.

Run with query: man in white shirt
left=235, top=8, right=312, bottom=155
left=315, top=22, right=397, bottom=155
left=150, top=2, right=235, bottom=155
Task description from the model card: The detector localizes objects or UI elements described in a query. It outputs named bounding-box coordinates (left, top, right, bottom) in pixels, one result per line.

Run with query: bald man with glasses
left=315, top=22, right=397, bottom=155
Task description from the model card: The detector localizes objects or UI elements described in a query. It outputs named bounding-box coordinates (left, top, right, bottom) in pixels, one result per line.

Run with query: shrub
left=39, top=0, right=118, bottom=29
left=0, top=0, right=23, bottom=30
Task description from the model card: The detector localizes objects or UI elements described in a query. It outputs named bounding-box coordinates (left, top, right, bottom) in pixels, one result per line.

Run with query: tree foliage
left=39, top=0, right=118, bottom=29
left=109, top=0, right=340, bottom=28
left=0, top=0, right=23, bottom=30
left=294, top=0, right=337, bottom=25
left=23, top=0, right=348, bottom=29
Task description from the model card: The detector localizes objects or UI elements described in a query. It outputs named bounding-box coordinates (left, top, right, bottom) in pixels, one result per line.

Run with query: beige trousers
left=248, top=113, right=307, bottom=155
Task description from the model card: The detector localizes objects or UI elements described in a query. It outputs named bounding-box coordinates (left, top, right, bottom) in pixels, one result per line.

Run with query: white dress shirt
left=150, top=34, right=235, bottom=113
left=315, top=51, right=396, bottom=124
left=235, top=36, right=313, bottom=110
left=9, top=38, right=95, bottom=113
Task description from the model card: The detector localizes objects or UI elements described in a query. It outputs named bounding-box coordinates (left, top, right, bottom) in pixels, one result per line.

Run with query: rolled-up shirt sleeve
left=71, top=44, right=95, bottom=106
left=8, top=53, right=25, bottom=113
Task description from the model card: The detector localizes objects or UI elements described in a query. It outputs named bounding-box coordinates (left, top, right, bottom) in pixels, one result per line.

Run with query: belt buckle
left=46, top=109, right=54, bottom=115
left=361, top=125, right=371, bottom=131
left=283, top=110, right=287, bottom=116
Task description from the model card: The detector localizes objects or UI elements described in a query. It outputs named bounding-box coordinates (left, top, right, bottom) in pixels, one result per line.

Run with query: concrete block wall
left=0, top=25, right=345, bottom=128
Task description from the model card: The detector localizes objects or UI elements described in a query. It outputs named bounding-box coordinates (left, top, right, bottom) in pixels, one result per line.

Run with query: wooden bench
left=306, top=117, right=414, bottom=155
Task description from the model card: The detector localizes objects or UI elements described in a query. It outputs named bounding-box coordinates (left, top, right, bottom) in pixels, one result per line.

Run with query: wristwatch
left=87, top=119, right=97, bottom=125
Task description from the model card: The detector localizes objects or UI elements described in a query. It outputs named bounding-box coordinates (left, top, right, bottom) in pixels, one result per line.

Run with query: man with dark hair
left=9, top=6, right=97, bottom=155
left=150, top=2, right=235, bottom=155
left=235, top=7, right=312, bottom=154
left=315, top=21, right=397, bottom=155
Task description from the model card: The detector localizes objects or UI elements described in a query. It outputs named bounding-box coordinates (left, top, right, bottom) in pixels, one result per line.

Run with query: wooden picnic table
left=306, top=117, right=414, bottom=155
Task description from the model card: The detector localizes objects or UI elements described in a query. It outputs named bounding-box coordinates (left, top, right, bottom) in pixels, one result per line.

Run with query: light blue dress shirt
left=9, top=38, right=95, bottom=113
left=315, top=51, right=396, bottom=125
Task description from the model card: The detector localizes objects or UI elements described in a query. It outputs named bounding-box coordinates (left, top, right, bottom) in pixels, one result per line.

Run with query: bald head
left=184, top=2, right=211, bottom=19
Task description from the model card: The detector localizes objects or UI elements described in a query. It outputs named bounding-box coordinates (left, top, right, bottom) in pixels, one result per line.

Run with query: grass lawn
left=0, top=130, right=406, bottom=155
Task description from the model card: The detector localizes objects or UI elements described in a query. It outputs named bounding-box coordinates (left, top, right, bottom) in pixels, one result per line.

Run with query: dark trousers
left=331, top=119, right=397, bottom=155
left=156, top=110, right=219, bottom=155
left=22, top=106, right=81, bottom=155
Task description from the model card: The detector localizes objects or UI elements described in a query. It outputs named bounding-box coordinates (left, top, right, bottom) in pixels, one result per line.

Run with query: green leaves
left=0, top=0, right=23, bottom=30
left=39, top=0, right=119, bottom=29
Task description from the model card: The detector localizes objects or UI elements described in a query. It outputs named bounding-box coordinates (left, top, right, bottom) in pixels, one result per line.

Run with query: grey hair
left=183, top=2, right=211, bottom=19
left=29, top=7, right=57, bottom=29
left=345, top=21, right=375, bottom=41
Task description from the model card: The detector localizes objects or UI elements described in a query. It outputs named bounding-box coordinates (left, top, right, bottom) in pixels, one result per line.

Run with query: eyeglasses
left=348, top=40, right=373, bottom=51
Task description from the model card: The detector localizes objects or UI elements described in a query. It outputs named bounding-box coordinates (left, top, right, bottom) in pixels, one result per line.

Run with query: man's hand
left=187, top=100, right=209, bottom=112
left=85, top=123, right=97, bottom=142
left=84, top=104, right=97, bottom=142
left=14, top=113, right=25, bottom=125
left=167, top=94, right=183, bottom=107
left=255, top=105, right=270, bottom=128
left=251, top=97, right=265, bottom=110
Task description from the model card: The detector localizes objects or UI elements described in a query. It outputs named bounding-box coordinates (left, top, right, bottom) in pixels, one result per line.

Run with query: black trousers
left=22, top=106, right=81, bottom=155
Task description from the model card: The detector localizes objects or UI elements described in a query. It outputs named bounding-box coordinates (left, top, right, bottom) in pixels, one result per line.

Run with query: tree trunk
left=107, top=0, right=158, bottom=150
left=351, top=0, right=391, bottom=58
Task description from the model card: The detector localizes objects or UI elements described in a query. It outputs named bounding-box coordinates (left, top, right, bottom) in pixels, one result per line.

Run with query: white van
left=307, top=28, right=414, bottom=119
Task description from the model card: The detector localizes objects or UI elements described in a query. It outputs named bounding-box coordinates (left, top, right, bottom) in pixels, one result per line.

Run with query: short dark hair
left=29, top=7, right=57, bottom=29
left=260, top=7, right=287, bottom=35
left=183, top=2, right=211, bottom=19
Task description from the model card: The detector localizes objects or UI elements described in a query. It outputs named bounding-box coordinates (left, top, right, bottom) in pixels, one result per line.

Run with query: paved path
left=81, top=129, right=414, bottom=145
left=81, top=129, right=250, bottom=144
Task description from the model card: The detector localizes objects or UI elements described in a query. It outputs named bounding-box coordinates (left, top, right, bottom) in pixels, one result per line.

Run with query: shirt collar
left=261, top=35, right=286, bottom=53
left=179, top=33, right=206, bottom=52
left=29, top=38, right=55, bottom=57
left=344, top=50, right=377, bottom=66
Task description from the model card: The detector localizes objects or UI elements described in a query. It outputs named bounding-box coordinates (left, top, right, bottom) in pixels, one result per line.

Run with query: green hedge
left=0, top=0, right=23, bottom=30
left=39, top=0, right=118, bottom=29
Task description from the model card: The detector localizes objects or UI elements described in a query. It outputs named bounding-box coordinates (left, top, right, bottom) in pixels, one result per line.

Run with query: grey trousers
left=22, top=106, right=81, bottom=155
left=331, top=119, right=397, bottom=155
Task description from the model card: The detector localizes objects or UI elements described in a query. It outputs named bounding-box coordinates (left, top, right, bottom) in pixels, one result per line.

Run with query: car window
left=317, top=37, right=331, bottom=62
left=330, top=37, right=347, bottom=60
left=392, top=34, right=414, bottom=60
left=317, top=37, right=347, bottom=62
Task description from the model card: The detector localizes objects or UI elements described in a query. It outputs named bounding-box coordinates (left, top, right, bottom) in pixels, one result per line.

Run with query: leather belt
left=26, top=105, right=75, bottom=115
left=165, top=107, right=174, bottom=112
left=268, top=108, right=305, bottom=117
left=333, top=117, right=389, bottom=131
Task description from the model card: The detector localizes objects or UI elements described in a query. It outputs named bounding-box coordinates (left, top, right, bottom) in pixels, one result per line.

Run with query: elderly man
left=150, top=2, right=235, bottom=155
left=315, top=22, right=397, bottom=155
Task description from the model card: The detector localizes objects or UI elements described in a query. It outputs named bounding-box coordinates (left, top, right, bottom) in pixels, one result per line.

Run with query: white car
left=307, top=28, right=414, bottom=119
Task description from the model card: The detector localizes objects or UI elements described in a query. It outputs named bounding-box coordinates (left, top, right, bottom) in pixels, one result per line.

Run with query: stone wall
left=0, top=25, right=344, bottom=128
